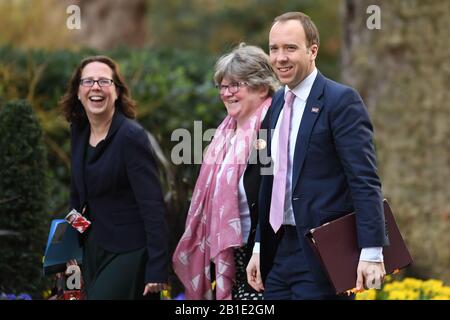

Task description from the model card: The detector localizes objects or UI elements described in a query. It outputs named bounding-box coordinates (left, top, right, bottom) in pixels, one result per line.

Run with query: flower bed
left=356, top=276, right=450, bottom=300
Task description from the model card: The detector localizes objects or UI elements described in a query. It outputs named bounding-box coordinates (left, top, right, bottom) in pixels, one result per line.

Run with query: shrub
left=0, top=99, right=51, bottom=297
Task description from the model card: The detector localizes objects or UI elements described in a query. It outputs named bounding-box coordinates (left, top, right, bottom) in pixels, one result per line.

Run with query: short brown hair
left=273, top=12, right=320, bottom=47
left=60, top=55, right=136, bottom=125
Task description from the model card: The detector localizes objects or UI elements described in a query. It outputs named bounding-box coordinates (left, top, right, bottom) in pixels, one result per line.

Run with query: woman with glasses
left=59, top=56, right=168, bottom=299
left=173, top=43, right=280, bottom=300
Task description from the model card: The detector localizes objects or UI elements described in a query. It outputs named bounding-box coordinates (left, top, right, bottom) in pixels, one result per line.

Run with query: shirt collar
left=285, top=67, right=318, bottom=102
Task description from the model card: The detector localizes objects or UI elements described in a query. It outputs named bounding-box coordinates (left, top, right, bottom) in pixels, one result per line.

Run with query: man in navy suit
left=246, top=12, right=388, bottom=299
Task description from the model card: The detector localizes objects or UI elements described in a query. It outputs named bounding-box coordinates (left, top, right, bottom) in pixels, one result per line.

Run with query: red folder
left=306, top=199, right=413, bottom=294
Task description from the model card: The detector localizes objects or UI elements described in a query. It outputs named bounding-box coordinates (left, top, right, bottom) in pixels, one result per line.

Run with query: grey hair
left=213, top=43, right=280, bottom=96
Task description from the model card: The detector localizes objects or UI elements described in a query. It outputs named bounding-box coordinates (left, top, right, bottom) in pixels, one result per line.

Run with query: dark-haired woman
left=60, top=56, right=168, bottom=299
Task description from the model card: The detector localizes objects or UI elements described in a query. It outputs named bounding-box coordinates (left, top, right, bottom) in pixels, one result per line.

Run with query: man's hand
left=356, top=261, right=386, bottom=291
left=143, top=283, right=168, bottom=296
left=246, top=253, right=264, bottom=292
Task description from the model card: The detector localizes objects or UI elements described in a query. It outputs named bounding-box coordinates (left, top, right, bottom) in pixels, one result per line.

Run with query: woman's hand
left=246, top=253, right=264, bottom=292
left=143, top=282, right=168, bottom=295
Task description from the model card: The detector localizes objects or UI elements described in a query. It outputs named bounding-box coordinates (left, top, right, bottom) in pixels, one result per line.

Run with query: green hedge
left=0, top=100, right=51, bottom=297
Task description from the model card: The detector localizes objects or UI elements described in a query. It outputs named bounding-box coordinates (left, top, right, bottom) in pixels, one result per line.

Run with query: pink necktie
left=270, top=90, right=295, bottom=233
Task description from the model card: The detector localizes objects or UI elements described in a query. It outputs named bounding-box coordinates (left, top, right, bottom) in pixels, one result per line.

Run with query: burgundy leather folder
left=306, top=199, right=413, bottom=294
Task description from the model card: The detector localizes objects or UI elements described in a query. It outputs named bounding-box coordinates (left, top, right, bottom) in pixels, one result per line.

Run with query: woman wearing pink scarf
left=173, top=43, right=280, bottom=300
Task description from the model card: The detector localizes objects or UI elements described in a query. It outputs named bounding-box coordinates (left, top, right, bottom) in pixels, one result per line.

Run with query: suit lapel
left=268, top=90, right=285, bottom=157
left=291, top=72, right=326, bottom=190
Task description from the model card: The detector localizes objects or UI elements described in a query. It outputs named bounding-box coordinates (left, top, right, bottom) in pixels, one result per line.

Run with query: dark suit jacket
left=256, top=71, right=388, bottom=286
left=70, top=110, right=168, bottom=283
left=242, top=112, right=270, bottom=267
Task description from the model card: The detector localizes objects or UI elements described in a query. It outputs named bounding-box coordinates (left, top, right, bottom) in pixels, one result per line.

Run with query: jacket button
left=293, top=197, right=299, bottom=201
left=251, top=202, right=256, bottom=207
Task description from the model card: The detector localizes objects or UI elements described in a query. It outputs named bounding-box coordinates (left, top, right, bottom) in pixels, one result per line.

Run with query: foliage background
left=0, top=0, right=448, bottom=297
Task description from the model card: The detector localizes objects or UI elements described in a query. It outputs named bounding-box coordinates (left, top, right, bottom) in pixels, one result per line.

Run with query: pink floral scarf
left=172, top=97, right=271, bottom=300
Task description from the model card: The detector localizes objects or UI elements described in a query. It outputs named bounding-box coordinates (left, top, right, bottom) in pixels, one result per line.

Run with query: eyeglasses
left=80, top=78, right=115, bottom=87
left=215, top=82, right=248, bottom=94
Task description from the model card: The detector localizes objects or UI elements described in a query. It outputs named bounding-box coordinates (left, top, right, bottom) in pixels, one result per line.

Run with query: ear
left=309, top=44, right=319, bottom=60
left=258, top=86, right=270, bottom=98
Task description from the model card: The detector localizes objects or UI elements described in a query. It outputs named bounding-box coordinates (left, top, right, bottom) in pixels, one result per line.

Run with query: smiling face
left=269, top=19, right=318, bottom=89
left=77, top=62, right=118, bottom=119
left=219, top=77, right=267, bottom=124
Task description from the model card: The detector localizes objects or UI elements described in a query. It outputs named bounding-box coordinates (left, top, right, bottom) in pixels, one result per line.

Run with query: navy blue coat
left=70, top=110, right=168, bottom=283
left=256, top=71, right=388, bottom=286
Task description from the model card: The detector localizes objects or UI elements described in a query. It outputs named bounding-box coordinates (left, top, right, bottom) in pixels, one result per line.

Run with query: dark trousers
left=264, top=226, right=353, bottom=300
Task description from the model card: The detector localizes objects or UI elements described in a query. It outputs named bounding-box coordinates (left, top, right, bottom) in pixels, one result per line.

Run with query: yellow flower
left=421, top=279, right=445, bottom=298
left=42, top=289, right=52, bottom=299
left=161, top=289, right=171, bottom=299
left=383, top=281, right=404, bottom=292
left=422, top=279, right=443, bottom=285
left=388, top=291, right=406, bottom=300
left=404, top=289, right=419, bottom=300
left=439, top=287, right=450, bottom=297
left=356, top=289, right=377, bottom=300
left=370, top=276, right=450, bottom=300
left=431, top=295, right=450, bottom=300
left=402, top=277, right=423, bottom=290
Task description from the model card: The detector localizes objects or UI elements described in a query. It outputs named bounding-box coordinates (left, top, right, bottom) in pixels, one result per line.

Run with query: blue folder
left=42, top=219, right=83, bottom=275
